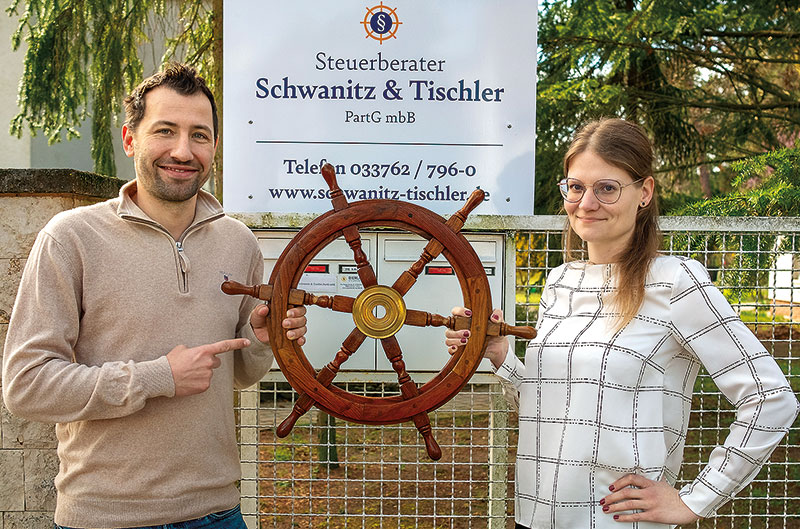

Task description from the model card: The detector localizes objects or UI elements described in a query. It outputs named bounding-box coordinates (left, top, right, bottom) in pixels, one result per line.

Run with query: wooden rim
left=266, top=199, right=492, bottom=425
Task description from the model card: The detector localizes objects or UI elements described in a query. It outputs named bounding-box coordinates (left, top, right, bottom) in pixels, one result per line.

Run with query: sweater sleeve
left=232, top=241, right=274, bottom=389
left=2, top=231, right=175, bottom=424
left=669, top=259, right=799, bottom=517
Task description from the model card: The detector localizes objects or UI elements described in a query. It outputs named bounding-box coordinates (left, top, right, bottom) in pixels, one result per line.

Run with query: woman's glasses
left=558, top=177, right=643, bottom=205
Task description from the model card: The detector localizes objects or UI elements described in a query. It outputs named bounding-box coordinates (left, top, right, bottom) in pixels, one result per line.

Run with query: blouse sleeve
left=669, top=259, right=799, bottom=517
left=493, top=267, right=558, bottom=402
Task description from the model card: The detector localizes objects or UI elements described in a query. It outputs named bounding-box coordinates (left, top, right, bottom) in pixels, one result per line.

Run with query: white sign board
left=223, top=1, right=537, bottom=215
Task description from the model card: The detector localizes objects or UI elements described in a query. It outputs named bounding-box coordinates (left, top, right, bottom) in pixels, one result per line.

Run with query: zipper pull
left=176, top=241, right=190, bottom=273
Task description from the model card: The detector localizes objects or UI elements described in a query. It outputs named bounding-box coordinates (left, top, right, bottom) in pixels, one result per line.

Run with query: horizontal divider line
left=256, top=140, right=503, bottom=147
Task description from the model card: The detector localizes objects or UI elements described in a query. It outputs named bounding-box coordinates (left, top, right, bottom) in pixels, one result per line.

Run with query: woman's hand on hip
left=600, top=474, right=700, bottom=525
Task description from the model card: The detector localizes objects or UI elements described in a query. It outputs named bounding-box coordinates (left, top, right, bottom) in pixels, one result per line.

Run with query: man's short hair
left=123, top=63, right=218, bottom=140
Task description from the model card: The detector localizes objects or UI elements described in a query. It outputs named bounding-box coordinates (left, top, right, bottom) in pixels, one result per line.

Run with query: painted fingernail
left=599, top=499, right=605, bottom=505
left=608, top=485, right=615, bottom=491
left=461, top=338, right=467, bottom=344
left=463, top=331, right=470, bottom=338
left=491, top=314, right=499, bottom=321
left=602, top=506, right=609, bottom=512
left=613, top=515, right=619, bottom=520
left=465, top=310, right=472, bottom=316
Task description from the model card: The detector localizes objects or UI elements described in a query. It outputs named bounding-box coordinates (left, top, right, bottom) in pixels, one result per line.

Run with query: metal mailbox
left=256, top=231, right=505, bottom=372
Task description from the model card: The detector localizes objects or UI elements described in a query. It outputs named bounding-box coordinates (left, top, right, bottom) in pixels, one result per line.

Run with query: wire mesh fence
left=236, top=217, right=799, bottom=529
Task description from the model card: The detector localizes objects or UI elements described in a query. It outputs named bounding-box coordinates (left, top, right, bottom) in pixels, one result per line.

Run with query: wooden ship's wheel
left=222, top=164, right=535, bottom=460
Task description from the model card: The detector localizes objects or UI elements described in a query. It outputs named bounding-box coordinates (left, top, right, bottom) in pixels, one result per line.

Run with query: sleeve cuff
left=679, top=465, right=742, bottom=518
left=137, top=356, right=176, bottom=398
left=492, top=350, right=524, bottom=389
left=240, top=320, right=273, bottom=357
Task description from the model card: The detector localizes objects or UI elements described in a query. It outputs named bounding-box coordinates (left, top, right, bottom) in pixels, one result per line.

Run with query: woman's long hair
left=562, top=118, right=662, bottom=330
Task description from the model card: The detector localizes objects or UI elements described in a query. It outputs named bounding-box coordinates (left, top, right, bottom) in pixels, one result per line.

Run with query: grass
left=253, top=396, right=798, bottom=529
left=256, top=413, right=512, bottom=529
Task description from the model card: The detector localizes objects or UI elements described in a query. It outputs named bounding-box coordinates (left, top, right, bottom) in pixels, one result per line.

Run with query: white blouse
left=494, top=256, right=798, bottom=529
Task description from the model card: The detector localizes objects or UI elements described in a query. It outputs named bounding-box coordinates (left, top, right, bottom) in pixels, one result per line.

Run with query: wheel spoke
left=220, top=280, right=273, bottom=300
left=342, top=224, right=378, bottom=288
left=379, top=335, right=416, bottom=395
left=403, top=309, right=536, bottom=339
left=276, top=328, right=367, bottom=437
left=403, top=309, right=461, bottom=329
left=322, top=163, right=349, bottom=211
left=391, top=244, right=437, bottom=296
left=221, top=280, right=358, bottom=313
left=412, top=411, right=442, bottom=460
left=380, top=335, right=442, bottom=460
left=321, top=163, right=378, bottom=288
left=294, top=290, right=356, bottom=313
left=392, top=188, right=485, bottom=296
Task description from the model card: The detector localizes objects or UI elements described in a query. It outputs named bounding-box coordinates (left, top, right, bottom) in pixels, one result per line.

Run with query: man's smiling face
left=122, top=86, right=216, bottom=204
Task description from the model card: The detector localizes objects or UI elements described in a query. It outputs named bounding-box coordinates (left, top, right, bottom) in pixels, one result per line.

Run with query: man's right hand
left=166, top=338, right=250, bottom=396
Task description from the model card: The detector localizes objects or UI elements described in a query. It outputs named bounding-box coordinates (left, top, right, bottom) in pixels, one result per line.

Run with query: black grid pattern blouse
left=495, top=256, right=798, bottom=529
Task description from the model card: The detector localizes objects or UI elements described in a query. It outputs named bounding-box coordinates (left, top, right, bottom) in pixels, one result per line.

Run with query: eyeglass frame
left=557, top=177, right=645, bottom=205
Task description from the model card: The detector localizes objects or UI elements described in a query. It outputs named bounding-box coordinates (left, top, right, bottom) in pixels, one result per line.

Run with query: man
left=2, top=63, right=306, bottom=528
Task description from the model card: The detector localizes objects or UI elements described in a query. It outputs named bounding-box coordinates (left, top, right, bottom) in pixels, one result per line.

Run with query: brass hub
left=352, top=285, right=407, bottom=339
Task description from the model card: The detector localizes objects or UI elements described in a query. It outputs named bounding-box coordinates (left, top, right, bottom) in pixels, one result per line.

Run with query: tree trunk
left=211, top=0, right=224, bottom=201
left=699, top=163, right=712, bottom=198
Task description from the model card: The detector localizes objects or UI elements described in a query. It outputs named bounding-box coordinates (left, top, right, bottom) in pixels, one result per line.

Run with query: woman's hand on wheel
left=444, top=307, right=509, bottom=368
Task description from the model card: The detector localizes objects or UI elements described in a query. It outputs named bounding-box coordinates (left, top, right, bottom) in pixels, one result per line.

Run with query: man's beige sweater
left=2, top=181, right=274, bottom=527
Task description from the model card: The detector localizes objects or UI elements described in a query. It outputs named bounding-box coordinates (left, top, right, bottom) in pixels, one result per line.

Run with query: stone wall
left=0, top=169, right=124, bottom=527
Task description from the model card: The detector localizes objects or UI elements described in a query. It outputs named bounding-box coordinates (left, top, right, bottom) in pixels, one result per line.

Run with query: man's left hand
left=250, top=304, right=307, bottom=346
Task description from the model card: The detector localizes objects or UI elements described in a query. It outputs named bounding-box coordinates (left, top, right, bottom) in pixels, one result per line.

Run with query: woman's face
left=563, top=150, right=654, bottom=263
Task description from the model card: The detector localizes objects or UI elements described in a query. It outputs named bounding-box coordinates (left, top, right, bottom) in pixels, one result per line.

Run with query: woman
left=446, top=118, right=798, bottom=528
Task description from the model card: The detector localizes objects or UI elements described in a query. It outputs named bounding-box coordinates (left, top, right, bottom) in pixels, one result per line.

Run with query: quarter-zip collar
left=116, top=180, right=225, bottom=232
left=116, top=180, right=225, bottom=294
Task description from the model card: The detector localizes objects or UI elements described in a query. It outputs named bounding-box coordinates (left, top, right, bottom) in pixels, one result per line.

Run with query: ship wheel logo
left=362, top=3, right=402, bottom=44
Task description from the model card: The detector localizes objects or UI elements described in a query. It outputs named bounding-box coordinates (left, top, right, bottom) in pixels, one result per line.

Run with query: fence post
left=238, top=388, right=259, bottom=528
left=316, top=411, right=340, bottom=468
left=488, top=387, right=509, bottom=529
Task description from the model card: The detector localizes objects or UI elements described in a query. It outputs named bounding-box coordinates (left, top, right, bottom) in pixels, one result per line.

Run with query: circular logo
left=362, top=3, right=402, bottom=44
left=370, top=12, right=393, bottom=34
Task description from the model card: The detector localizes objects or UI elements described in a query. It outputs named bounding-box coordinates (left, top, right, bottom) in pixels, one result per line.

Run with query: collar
left=116, top=180, right=225, bottom=231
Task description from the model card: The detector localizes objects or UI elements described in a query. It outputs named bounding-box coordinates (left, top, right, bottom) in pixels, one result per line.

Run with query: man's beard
left=150, top=171, right=204, bottom=202
left=138, top=159, right=209, bottom=203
